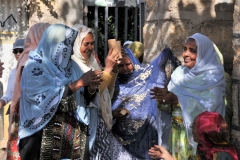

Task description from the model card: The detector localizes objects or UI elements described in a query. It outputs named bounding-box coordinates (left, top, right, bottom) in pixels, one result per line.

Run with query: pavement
left=0, top=148, right=7, bottom=160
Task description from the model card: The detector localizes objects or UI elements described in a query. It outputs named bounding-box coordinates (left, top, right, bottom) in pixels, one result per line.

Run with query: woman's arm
left=99, top=71, right=117, bottom=96
left=99, top=48, right=119, bottom=96
left=0, top=68, right=16, bottom=108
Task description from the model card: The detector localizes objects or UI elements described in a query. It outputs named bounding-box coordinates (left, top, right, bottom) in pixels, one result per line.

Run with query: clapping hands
left=82, top=69, right=102, bottom=90
left=150, top=82, right=178, bottom=104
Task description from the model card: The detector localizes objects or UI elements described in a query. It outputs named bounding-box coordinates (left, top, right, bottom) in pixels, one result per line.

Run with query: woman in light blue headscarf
left=151, top=33, right=226, bottom=159
left=18, top=24, right=102, bottom=160
left=111, top=47, right=180, bottom=159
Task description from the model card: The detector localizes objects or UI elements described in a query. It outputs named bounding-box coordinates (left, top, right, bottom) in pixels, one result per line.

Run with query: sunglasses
left=12, top=49, right=23, bottom=54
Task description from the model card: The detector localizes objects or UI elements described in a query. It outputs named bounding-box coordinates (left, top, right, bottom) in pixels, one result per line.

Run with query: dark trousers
left=19, top=130, right=42, bottom=160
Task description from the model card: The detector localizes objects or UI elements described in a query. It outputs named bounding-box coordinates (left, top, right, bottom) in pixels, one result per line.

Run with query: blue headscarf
left=112, top=47, right=180, bottom=159
left=19, top=24, right=90, bottom=140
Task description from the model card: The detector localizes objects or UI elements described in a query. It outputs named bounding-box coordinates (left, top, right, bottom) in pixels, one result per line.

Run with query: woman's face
left=118, top=56, right=134, bottom=74
left=192, top=116, right=201, bottom=144
left=80, top=33, right=94, bottom=60
left=182, top=38, right=197, bottom=69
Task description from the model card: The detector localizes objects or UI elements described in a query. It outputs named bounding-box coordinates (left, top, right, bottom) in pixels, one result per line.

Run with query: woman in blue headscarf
left=151, top=33, right=226, bottom=159
left=111, top=47, right=180, bottom=159
left=18, top=24, right=102, bottom=160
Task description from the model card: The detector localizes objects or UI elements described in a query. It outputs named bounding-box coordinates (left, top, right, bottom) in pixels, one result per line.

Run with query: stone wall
left=143, top=0, right=234, bottom=75
left=28, top=0, right=84, bottom=27
left=232, top=0, right=240, bottom=153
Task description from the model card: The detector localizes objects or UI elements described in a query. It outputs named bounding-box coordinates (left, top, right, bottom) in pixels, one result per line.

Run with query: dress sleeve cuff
left=62, top=85, right=73, bottom=98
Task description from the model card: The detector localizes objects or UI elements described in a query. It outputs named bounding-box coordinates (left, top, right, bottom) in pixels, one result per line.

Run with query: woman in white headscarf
left=71, top=24, right=119, bottom=159
left=151, top=33, right=226, bottom=159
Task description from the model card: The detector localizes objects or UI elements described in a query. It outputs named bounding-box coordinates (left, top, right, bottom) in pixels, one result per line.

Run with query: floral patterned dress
left=169, top=105, right=195, bottom=160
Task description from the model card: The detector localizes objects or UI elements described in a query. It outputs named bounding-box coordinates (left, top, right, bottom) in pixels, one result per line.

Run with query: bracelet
left=88, top=87, right=96, bottom=95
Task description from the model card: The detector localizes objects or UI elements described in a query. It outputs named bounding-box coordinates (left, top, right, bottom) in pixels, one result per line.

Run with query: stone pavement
left=0, top=148, right=7, bottom=160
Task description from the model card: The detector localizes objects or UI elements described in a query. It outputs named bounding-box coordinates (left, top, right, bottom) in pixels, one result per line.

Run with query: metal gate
left=84, top=0, right=145, bottom=62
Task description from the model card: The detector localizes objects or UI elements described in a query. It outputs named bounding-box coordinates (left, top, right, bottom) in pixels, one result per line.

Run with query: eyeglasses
left=12, top=49, right=23, bottom=54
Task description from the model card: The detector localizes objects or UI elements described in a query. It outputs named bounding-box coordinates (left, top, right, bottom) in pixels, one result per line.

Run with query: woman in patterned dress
left=111, top=47, right=180, bottom=159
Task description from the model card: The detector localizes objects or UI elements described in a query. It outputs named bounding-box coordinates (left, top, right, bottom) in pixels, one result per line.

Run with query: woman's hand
left=0, top=99, right=5, bottom=108
left=69, top=69, right=102, bottom=92
left=81, top=69, right=102, bottom=87
left=112, top=63, right=119, bottom=73
left=150, top=83, right=168, bottom=99
left=150, top=82, right=178, bottom=104
left=148, top=145, right=175, bottom=160
left=112, top=108, right=129, bottom=121
left=104, top=48, right=120, bottom=74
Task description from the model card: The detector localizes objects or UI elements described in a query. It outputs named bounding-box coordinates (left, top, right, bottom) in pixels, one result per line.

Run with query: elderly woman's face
left=182, top=38, right=197, bottom=69
left=118, top=56, right=134, bottom=74
left=80, top=33, right=94, bottom=60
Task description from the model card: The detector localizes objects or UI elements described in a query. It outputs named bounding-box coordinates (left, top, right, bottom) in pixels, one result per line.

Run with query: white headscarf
left=168, top=33, right=226, bottom=148
left=71, top=24, right=113, bottom=131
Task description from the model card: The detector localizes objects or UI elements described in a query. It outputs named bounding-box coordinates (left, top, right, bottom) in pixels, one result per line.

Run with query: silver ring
left=163, top=99, right=165, bottom=102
